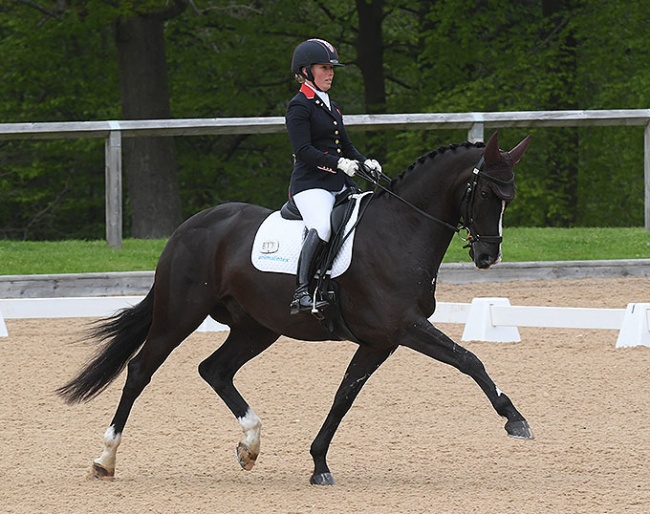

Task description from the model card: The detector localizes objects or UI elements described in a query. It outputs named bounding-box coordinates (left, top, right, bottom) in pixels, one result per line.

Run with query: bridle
left=460, top=157, right=515, bottom=248
left=356, top=154, right=514, bottom=248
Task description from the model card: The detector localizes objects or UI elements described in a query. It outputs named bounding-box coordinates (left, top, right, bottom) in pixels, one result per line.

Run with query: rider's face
left=309, top=64, right=334, bottom=92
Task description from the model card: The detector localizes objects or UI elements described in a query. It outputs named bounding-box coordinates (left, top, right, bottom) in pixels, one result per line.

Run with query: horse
left=58, top=131, right=533, bottom=486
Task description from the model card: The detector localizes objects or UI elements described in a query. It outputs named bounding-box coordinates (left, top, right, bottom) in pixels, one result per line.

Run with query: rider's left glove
left=363, top=159, right=382, bottom=179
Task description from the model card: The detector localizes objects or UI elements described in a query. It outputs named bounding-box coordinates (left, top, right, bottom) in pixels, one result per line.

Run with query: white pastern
left=238, top=408, right=262, bottom=455
left=94, top=425, right=122, bottom=471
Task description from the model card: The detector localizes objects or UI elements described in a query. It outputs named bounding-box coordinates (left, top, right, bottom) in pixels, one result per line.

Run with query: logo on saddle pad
left=251, top=193, right=368, bottom=277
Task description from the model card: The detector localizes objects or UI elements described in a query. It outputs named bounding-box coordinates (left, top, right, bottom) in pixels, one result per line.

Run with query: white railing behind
left=1, top=109, right=649, bottom=246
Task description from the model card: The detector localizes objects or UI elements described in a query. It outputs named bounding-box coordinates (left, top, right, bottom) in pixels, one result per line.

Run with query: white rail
left=1, top=296, right=648, bottom=348
left=1, top=109, right=649, bottom=246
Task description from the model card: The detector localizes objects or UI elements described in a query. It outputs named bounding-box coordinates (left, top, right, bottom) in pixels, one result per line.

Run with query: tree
left=1, top=0, right=649, bottom=240
left=539, top=0, right=580, bottom=227
left=7, top=0, right=189, bottom=238
left=114, top=3, right=189, bottom=237
left=356, top=0, right=386, bottom=114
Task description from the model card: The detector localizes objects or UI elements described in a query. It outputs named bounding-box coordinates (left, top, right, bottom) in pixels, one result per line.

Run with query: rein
left=357, top=153, right=513, bottom=247
left=356, top=165, right=461, bottom=234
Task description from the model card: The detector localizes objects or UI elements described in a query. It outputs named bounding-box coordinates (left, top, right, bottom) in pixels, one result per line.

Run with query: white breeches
left=293, top=188, right=341, bottom=242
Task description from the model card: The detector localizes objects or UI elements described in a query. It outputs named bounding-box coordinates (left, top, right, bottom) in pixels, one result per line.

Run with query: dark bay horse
left=58, top=132, right=533, bottom=485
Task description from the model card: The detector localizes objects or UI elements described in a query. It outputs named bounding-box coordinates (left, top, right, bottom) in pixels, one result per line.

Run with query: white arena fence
left=1, top=296, right=648, bottom=348
left=1, top=108, right=649, bottom=248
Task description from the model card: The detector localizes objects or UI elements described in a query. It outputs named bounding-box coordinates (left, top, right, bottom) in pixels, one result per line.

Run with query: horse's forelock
left=489, top=180, right=516, bottom=202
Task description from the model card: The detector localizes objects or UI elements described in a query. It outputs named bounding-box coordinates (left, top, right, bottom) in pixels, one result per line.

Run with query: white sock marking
left=237, top=408, right=262, bottom=454
left=94, top=425, right=122, bottom=471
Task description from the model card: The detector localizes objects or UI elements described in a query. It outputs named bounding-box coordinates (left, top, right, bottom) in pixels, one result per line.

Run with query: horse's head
left=463, top=132, right=531, bottom=269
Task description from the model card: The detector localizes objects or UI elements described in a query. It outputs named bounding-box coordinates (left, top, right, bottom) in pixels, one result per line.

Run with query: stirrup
left=290, top=291, right=328, bottom=316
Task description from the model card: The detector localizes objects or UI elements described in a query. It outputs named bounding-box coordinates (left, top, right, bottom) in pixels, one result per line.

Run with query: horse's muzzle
left=469, top=244, right=502, bottom=269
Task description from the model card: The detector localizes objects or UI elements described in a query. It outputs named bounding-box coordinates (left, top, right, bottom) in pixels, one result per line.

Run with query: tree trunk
left=542, top=0, right=579, bottom=227
left=355, top=0, right=387, bottom=163
left=356, top=0, right=386, bottom=114
left=114, top=15, right=182, bottom=238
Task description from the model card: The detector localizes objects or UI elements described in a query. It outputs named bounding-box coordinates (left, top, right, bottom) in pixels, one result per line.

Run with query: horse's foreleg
left=403, top=319, right=533, bottom=439
left=198, top=325, right=279, bottom=472
left=310, top=344, right=395, bottom=486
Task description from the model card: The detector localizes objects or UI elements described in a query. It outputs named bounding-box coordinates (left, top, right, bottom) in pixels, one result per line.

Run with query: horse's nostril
left=475, top=254, right=495, bottom=269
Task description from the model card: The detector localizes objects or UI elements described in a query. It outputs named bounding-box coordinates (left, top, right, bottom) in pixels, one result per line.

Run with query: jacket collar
left=299, top=83, right=338, bottom=118
left=299, top=83, right=316, bottom=99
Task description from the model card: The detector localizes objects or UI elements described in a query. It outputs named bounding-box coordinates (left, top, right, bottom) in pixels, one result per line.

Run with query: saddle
left=279, top=187, right=361, bottom=286
left=279, top=189, right=368, bottom=340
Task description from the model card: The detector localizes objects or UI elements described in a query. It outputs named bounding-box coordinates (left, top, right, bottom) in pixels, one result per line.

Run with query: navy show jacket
left=286, top=84, right=365, bottom=196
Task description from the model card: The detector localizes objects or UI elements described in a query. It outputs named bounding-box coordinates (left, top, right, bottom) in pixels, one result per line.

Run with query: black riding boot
left=290, top=229, right=329, bottom=315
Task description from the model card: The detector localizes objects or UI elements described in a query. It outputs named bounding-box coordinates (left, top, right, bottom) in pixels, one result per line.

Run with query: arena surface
left=1, top=277, right=649, bottom=513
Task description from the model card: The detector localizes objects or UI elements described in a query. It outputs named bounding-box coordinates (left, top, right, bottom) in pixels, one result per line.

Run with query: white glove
left=363, top=158, right=382, bottom=176
left=363, top=159, right=381, bottom=175
left=337, top=157, right=359, bottom=177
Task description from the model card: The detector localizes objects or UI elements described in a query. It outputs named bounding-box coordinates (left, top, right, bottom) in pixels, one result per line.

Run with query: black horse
left=58, top=132, right=533, bottom=485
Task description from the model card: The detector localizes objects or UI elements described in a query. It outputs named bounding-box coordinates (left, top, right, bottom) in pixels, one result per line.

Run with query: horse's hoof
left=505, top=419, right=534, bottom=440
left=88, top=462, right=114, bottom=480
left=236, top=442, right=258, bottom=471
left=310, top=472, right=335, bottom=486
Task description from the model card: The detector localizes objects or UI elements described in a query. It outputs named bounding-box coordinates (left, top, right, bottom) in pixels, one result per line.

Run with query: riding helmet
left=291, top=39, right=345, bottom=80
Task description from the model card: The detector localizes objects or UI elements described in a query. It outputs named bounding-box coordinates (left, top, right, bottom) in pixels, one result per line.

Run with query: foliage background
left=0, top=0, right=649, bottom=240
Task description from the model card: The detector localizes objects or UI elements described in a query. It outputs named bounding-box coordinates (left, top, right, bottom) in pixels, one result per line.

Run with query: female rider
left=286, top=38, right=382, bottom=314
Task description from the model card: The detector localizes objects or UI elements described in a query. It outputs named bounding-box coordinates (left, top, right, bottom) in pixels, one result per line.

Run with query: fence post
left=105, top=126, right=123, bottom=249
left=468, top=122, right=484, bottom=143
left=461, top=297, right=521, bottom=343
left=615, top=303, right=650, bottom=348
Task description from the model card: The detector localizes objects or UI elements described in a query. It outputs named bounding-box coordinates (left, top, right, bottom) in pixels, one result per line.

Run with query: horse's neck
left=384, top=151, right=475, bottom=268
left=393, top=151, right=474, bottom=226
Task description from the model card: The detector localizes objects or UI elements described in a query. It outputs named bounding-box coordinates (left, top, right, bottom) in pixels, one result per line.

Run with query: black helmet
left=291, top=39, right=345, bottom=79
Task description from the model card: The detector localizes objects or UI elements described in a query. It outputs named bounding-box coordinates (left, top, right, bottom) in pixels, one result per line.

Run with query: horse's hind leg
left=310, top=344, right=396, bottom=486
left=92, top=314, right=208, bottom=479
left=198, top=323, right=279, bottom=472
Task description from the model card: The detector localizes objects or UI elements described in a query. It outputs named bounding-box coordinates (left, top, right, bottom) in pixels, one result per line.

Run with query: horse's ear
left=509, top=135, right=532, bottom=164
left=483, top=131, right=500, bottom=165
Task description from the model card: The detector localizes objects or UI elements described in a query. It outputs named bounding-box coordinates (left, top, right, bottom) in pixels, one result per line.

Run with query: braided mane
left=389, top=141, right=486, bottom=189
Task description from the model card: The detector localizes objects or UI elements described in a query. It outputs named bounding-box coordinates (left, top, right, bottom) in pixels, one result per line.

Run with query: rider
left=286, top=38, right=382, bottom=315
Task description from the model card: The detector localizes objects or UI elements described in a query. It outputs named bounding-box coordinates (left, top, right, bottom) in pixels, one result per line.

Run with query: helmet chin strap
left=301, top=66, right=323, bottom=92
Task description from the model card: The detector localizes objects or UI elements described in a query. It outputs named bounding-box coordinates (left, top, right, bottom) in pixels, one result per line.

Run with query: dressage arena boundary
left=1, top=296, right=648, bottom=348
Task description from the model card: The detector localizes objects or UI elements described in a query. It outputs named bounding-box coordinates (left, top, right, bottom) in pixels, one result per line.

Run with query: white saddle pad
left=251, top=192, right=370, bottom=278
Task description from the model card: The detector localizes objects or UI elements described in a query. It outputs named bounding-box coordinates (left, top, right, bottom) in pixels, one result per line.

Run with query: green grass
left=0, top=239, right=168, bottom=275
left=0, top=228, right=648, bottom=275
left=444, top=227, right=650, bottom=263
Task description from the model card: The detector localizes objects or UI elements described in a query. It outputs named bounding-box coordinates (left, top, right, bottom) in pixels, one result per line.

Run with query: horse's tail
left=57, top=288, right=155, bottom=404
